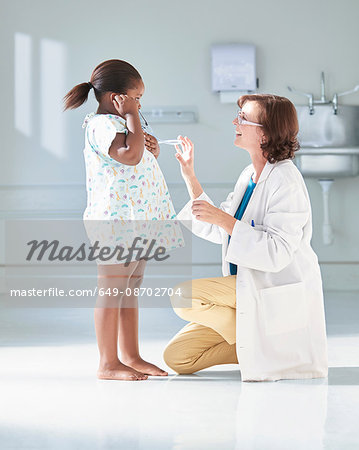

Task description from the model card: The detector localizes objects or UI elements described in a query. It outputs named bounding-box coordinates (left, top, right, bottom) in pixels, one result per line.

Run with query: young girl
left=64, top=59, right=181, bottom=381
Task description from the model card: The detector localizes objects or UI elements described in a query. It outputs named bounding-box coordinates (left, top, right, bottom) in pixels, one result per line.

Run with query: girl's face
left=126, top=79, right=145, bottom=110
left=232, top=101, right=265, bottom=154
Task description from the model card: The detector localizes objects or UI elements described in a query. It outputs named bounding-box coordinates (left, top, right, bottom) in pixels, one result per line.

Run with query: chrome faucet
left=332, top=85, right=359, bottom=114
left=288, top=72, right=359, bottom=115
left=321, top=71, right=326, bottom=102
left=287, top=71, right=329, bottom=115
left=287, top=85, right=314, bottom=114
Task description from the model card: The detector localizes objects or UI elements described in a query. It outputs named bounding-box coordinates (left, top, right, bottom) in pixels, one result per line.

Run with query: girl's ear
left=109, top=92, right=118, bottom=103
left=110, top=92, right=123, bottom=108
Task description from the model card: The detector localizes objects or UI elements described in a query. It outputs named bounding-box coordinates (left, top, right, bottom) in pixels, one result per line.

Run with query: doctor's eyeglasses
left=236, top=111, right=263, bottom=127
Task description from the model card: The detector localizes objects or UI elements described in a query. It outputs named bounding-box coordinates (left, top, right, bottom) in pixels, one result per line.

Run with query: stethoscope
left=139, top=110, right=181, bottom=147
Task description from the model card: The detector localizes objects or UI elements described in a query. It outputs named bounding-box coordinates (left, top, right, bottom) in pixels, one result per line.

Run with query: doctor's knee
left=163, top=342, right=196, bottom=375
left=170, top=280, right=193, bottom=309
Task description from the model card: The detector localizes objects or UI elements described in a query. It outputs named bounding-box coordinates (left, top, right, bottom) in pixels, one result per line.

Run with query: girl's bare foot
left=122, top=357, right=168, bottom=376
left=97, top=360, right=148, bottom=381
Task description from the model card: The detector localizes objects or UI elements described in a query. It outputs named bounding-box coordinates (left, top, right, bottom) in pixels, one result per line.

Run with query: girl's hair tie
left=88, top=81, right=93, bottom=89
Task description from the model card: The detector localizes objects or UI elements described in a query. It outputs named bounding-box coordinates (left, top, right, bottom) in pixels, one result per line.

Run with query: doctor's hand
left=175, top=136, right=195, bottom=179
left=192, top=200, right=237, bottom=235
left=144, top=132, right=160, bottom=159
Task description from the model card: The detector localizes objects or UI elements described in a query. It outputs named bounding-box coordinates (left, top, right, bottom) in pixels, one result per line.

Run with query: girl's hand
left=191, top=200, right=237, bottom=234
left=144, top=133, right=160, bottom=159
left=175, top=136, right=195, bottom=180
left=113, top=95, right=139, bottom=117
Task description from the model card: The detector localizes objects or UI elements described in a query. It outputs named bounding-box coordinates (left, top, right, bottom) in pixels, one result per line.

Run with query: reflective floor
left=0, top=291, right=358, bottom=449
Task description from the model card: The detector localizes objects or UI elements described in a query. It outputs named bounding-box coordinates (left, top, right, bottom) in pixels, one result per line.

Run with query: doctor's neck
left=249, top=150, right=267, bottom=184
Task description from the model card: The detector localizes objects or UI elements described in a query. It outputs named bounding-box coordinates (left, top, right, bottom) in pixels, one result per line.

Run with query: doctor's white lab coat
left=177, top=159, right=328, bottom=382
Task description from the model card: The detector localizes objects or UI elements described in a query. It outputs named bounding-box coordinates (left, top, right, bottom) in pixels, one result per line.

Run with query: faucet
left=287, top=86, right=314, bottom=115
left=319, top=71, right=327, bottom=103
left=288, top=71, right=329, bottom=115
left=332, top=84, right=359, bottom=115
left=321, top=72, right=326, bottom=102
left=288, top=72, right=359, bottom=115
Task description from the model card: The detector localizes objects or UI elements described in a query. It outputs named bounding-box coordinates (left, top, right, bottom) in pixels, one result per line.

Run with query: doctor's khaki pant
left=163, top=276, right=239, bottom=374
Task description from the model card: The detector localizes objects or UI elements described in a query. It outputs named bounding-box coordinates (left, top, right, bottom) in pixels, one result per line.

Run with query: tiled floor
left=0, top=291, right=358, bottom=449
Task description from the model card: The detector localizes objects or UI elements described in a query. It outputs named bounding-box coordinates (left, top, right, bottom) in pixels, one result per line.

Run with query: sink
left=296, top=104, right=359, bottom=147
left=294, top=105, right=359, bottom=178
left=294, top=147, right=359, bottom=178
left=291, top=102, right=359, bottom=245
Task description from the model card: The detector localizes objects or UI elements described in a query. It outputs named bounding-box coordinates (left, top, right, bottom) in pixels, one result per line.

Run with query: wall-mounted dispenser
left=211, top=44, right=257, bottom=103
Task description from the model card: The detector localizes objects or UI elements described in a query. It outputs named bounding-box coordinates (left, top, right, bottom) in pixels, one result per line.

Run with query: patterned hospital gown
left=83, top=112, right=177, bottom=221
left=82, top=112, right=184, bottom=264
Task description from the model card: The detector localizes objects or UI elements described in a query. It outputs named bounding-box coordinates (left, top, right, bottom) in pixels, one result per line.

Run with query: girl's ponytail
left=64, top=59, right=142, bottom=111
left=63, top=82, right=93, bottom=111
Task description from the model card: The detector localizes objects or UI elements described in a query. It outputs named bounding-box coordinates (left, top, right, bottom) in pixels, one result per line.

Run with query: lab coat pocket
left=259, top=282, right=308, bottom=336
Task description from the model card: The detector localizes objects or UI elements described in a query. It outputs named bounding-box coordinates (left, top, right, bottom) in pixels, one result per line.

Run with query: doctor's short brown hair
left=237, top=94, right=300, bottom=163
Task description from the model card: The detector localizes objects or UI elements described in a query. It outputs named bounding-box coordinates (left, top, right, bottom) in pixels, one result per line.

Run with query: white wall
left=2, top=0, right=359, bottom=290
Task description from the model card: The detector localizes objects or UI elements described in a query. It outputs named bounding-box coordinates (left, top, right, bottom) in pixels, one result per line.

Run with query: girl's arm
left=175, top=136, right=204, bottom=200
left=109, top=95, right=144, bottom=166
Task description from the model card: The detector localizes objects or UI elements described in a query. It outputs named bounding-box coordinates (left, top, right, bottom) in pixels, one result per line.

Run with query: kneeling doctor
left=164, top=94, right=328, bottom=382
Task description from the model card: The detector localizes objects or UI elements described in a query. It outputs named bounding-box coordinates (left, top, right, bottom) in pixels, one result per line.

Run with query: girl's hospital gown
left=82, top=113, right=184, bottom=264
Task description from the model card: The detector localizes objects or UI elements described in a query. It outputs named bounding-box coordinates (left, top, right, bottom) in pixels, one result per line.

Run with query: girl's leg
left=94, top=261, right=148, bottom=381
left=118, top=260, right=168, bottom=376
